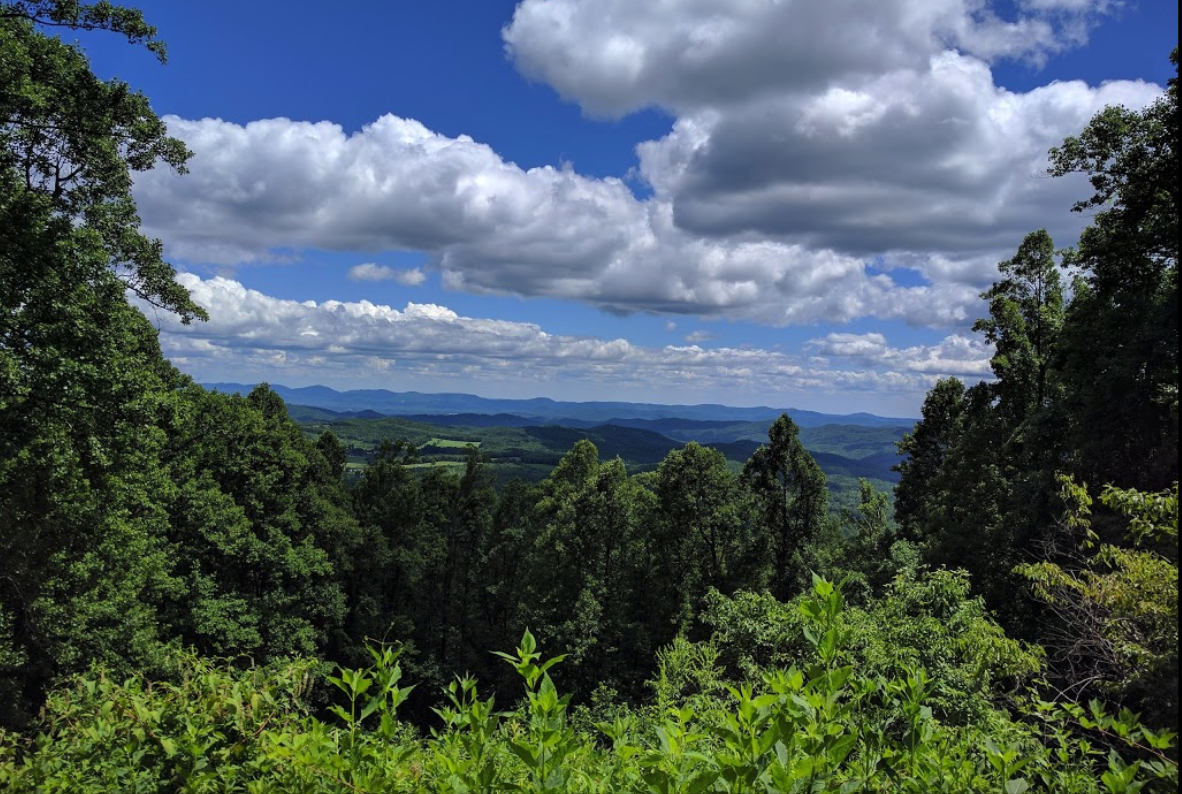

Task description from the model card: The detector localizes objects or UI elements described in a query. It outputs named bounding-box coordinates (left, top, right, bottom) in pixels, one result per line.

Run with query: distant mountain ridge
left=203, top=382, right=916, bottom=428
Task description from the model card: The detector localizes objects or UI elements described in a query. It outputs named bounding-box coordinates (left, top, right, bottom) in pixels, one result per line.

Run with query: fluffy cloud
left=147, top=275, right=990, bottom=405
left=504, top=0, right=1117, bottom=116
left=348, top=264, right=427, bottom=285
left=808, top=331, right=993, bottom=376
left=136, top=115, right=987, bottom=325
left=502, top=0, right=1159, bottom=301
left=636, top=54, right=1157, bottom=261
left=137, top=114, right=636, bottom=265
left=131, top=1, right=1164, bottom=330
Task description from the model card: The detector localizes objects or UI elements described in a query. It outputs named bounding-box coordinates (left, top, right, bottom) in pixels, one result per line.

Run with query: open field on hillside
left=294, top=409, right=907, bottom=511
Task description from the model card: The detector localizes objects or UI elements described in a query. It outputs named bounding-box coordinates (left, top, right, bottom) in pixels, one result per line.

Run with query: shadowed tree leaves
left=161, top=384, right=349, bottom=661
left=896, top=49, right=1178, bottom=644
left=0, top=199, right=181, bottom=726
left=835, top=478, right=906, bottom=598
left=1017, top=480, right=1178, bottom=732
left=1051, top=49, right=1178, bottom=491
left=0, top=1, right=207, bottom=726
left=1, top=1, right=166, bottom=56
left=521, top=441, right=655, bottom=698
left=894, top=377, right=965, bottom=545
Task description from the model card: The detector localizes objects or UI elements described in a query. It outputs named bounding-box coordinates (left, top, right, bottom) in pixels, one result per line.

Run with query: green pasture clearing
left=425, top=437, right=480, bottom=448
left=306, top=414, right=905, bottom=499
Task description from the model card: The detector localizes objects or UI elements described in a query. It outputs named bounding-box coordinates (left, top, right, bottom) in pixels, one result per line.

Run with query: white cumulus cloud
left=129, top=1, right=1166, bottom=332
left=503, top=0, right=1118, bottom=115
left=808, top=331, right=993, bottom=377
left=348, top=263, right=427, bottom=285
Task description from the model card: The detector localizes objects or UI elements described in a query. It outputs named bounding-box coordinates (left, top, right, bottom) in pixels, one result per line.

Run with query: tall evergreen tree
left=973, top=229, right=1064, bottom=426
left=469, top=476, right=539, bottom=673
left=901, top=233, right=1070, bottom=629
left=1051, top=49, right=1178, bottom=491
left=894, top=377, right=965, bottom=544
left=652, top=442, right=759, bottom=630
left=521, top=441, right=653, bottom=697
left=348, top=440, right=430, bottom=662
left=740, top=414, right=829, bottom=600
left=896, top=49, right=1178, bottom=635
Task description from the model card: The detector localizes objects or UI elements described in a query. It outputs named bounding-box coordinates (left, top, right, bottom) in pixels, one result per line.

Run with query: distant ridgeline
left=202, top=383, right=911, bottom=507
left=200, top=383, right=915, bottom=427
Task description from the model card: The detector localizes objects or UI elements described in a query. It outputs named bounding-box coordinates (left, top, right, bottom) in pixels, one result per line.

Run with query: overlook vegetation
left=0, top=3, right=1177, bottom=792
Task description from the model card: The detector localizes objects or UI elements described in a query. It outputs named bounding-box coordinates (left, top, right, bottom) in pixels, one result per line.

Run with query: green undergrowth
left=0, top=578, right=1175, bottom=794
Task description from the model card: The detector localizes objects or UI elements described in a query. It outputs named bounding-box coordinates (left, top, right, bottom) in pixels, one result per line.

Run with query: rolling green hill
left=292, top=407, right=906, bottom=510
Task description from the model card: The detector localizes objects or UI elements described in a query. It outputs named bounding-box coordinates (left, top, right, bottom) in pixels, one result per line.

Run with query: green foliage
left=973, top=229, right=1065, bottom=426
left=295, top=410, right=905, bottom=504
left=741, top=414, right=830, bottom=599
left=161, top=385, right=351, bottom=662
left=0, top=187, right=183, bottom=726
left=1, top=2, right=168, bottom=57
left=651, top=636, right=729, bottom=715
left=695, top=568, right=1044, bottom=728
left=919, top=381, right=1039, bottom=625
left=894, top=377, right=965, bottom=545
left=894, top=50, right=1177, bottom=646
left=0, top=652, right=319, bottom=793
left=1017, top=480, right=1179, bottom=732
left=0, top=2, right=203, bottom=320
left=0, top=0, right=208, bottom=727
left=652, top=442, right=761, bottom=629
left=856, top=569, right=1045, bottom=725
left=897, top=229, right=1072, bottom=630
left=2, top=581, right=1175, bottom=793
left=1050, top=49, right=1178, bottom=491
left=521, top=442, right=658, bottom=697
left=830, top=478, right=910, bottom=599
left=1, top=9, right=1176, bottom=790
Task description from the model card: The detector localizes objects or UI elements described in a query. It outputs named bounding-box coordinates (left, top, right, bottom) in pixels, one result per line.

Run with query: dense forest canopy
left=0, top=3, right=1177, bottom=792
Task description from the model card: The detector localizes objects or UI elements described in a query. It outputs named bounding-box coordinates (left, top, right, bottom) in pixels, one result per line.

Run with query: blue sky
left=80, top=0, right=1176, bottom=415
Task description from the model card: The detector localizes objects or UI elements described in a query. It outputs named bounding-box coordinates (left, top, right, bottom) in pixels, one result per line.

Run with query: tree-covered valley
left=0, top=3, right=1177, bottom=792
left=269, top=403, right=908, bottom=512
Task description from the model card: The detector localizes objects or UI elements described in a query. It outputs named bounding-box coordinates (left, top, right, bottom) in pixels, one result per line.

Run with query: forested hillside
left=0, top=4, right=1176, bottom=792
left=278, top=410, right=904, bottom=511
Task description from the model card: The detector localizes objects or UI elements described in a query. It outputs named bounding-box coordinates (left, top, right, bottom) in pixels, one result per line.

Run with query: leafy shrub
left=698, top=567, right=1044, bottom=726
left=0, top=578, right=1175, bottom=793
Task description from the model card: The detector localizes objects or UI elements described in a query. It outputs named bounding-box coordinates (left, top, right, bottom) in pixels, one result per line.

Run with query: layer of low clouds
left=145, top=275, right=992, bottom=409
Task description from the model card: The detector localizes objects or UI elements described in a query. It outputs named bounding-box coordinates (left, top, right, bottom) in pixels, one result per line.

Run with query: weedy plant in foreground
left=0, top=577, right=1176, bottom=793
